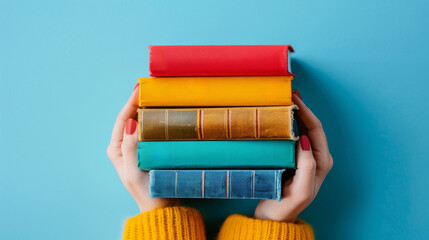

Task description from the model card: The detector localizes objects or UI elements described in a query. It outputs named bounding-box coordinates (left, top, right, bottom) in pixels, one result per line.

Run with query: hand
left=106, top=84, right=179, bottom=213
left=254, top=90, right=333, bottom=222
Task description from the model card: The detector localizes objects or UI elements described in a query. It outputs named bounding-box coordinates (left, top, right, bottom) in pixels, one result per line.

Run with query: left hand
left=254, top=90, right=333, bottom=222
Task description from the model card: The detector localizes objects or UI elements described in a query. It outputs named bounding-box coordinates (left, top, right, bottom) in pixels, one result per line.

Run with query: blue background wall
left=1, top=0, right=428, bottom=239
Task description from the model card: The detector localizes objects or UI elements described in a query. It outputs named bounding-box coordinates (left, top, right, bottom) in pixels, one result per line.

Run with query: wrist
left=254, top=212, right=298, bottom=223
left=138, top=199, right=180, bottom=213
left=254, top=202, right=300, bottom=223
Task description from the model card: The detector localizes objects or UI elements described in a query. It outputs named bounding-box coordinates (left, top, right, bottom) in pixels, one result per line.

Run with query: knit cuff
left=217, top=214, right=314, bottom=240
left=122, top=206, right=206, bottom=240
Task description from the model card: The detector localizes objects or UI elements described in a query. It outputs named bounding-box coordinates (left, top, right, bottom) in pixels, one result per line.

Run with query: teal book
left=149, top=169, right=286, bottom=200
left=137, top=140, right=295, bottom=170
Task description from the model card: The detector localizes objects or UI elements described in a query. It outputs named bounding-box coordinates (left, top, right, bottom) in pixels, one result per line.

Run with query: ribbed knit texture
left=122, top=207, right=206, bottom=240
left=217, top=214, right=314, bottom=240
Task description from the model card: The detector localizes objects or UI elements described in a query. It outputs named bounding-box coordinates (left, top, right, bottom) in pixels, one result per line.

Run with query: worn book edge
left=137, top=106, right=299, bottom=141
left=149, top=169, right=286, bottom=200
left=289, top=105, right=299, bottom=141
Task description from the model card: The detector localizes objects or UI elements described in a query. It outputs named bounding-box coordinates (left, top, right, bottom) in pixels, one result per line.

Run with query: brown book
left=137, top=106, right=298, bottom=141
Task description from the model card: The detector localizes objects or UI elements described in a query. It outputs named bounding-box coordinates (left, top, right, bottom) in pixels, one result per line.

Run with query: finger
left=292, top=93, right=331, bottom=175
left=292, top=93, right=327, bottom=148
left=289, top=135, right=316, bottom=204
left=292, top=90, right=308, bottom=136
left=292, top=92, right=323, bottom=132
left=109, top=84, right=140, bottom=146
left=121, top=118, right=141, bottom=182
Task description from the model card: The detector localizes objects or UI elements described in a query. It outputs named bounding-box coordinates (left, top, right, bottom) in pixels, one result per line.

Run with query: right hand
left=106, top=84, right=179, bottom=213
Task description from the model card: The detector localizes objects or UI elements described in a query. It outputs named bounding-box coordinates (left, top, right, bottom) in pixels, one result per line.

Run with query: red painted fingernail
left=300, top=135, right=311, bottom=151
left=293, top=89, right=302, bottom=100
left=126, top=119, right=137, bottom=135
left=133, top=83, right=139, bottom=91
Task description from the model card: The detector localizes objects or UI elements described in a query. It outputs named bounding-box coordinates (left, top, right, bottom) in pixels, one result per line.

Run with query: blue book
left=149, top=169, right=286, bottom=200
left=138, top=140, right=295, bottom=170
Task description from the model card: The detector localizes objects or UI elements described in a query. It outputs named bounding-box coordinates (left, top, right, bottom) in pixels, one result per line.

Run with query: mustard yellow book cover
left=138, top=76, right=293, bottom=107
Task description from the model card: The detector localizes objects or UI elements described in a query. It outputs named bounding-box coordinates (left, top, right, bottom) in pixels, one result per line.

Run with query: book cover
left=149, top=45, right=294, bottom=77
left=137, top=140, right=295, bottom=170
left=149, top=169, right=286, bottom=200
left=138, top=76, right=293, bottom=107
left=137, top=106, right=299, bottom=141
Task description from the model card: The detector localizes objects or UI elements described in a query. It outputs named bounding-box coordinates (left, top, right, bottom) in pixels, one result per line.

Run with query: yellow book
left=138, top=76, right=293, bottom=107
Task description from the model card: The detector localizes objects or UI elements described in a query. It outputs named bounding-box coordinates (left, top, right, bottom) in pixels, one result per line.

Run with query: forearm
left=217, top=214, right=314, bottom=240
left=123, top=207, right=206, bottom=240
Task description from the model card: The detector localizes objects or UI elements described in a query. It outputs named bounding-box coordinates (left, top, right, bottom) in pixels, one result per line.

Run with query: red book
left=149, top=45, right=294, bottom=77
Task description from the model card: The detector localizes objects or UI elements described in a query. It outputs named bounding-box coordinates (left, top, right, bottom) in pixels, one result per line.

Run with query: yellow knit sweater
left=123, top=207, right=314, bottom=240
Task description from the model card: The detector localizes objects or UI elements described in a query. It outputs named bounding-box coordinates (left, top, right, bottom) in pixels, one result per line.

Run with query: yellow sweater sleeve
left=122, top=207, right=206, bottom=240
left=217, top=214, right=314, bottom=240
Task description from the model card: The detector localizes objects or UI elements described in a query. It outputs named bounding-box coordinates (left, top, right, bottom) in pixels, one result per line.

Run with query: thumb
left=290, top=135, right=316, bottom=201
left=122, top=118, right=139, bottom=177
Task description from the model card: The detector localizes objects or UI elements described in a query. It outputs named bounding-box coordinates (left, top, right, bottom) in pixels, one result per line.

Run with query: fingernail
left=126, top=119, right=137, bottom=135
left=300, top=135, right=310, bottom=151
left=293, top=89, right=302, bottom=100
left=133, top=83, right=139, bottom=91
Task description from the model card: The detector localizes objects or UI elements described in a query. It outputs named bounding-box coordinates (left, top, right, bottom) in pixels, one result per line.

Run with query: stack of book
left=137, top=45, right=298, bottom=200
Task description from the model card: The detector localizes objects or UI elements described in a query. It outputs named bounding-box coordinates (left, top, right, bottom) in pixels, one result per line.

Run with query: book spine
left=138, top=76, right=293, bottom=107
left=149, top=45, right=294, bottom=77
left=137, top=140, right=296, bottom=170
left=149, top=169, right=286, bottom=200
left=137, top=106, right=299, bottom=141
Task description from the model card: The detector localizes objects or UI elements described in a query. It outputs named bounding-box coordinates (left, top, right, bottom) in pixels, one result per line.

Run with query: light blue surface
left=0, top=0, right=428, bottom=239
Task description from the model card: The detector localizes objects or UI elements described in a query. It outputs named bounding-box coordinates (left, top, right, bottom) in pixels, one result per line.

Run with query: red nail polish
left=293, top=89, right=302, bottom=100
left=133, top=83, right=139, bottom=91
left=300, top=135, right=311, bottom=151
left=126, top=119, right=137, bottom=135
